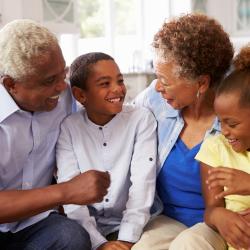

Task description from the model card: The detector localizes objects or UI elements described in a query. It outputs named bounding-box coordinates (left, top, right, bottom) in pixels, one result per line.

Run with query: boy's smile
left=79, top=59, right=126, bottom=126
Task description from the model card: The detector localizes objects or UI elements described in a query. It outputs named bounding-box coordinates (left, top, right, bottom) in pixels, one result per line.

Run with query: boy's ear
left=72, top=86, right=86, bottom=105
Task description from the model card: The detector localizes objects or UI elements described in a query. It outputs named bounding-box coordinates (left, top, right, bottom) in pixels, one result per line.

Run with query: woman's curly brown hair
left=153, top=13, right=234, bottom=86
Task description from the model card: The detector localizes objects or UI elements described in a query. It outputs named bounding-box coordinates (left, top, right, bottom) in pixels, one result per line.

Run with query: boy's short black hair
left=70, top=52, right=114, bottom=90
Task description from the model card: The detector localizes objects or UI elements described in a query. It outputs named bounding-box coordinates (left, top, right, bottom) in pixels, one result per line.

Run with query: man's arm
left=0, top=170, right=110, bottom=223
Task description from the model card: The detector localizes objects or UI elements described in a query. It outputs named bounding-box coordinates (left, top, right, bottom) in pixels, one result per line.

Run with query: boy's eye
left=99, top=81, right=109, bottom=87
left=118, top=79, right=124, bottom=85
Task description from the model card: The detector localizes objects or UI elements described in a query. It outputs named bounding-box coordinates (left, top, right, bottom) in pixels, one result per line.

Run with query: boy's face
left=4, top=47, right=67, bottom=112
left=214, top=92, right=250, bottom=152
left=79, top=59, right=126, bottom=125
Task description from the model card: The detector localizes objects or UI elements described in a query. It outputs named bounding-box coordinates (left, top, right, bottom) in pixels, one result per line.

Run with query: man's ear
left=1, top=76, right=17, bottom=94
left=71, top=86, right=86, bottom=105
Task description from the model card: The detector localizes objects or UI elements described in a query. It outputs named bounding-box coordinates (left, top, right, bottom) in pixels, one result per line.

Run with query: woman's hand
left=206, top=167, right=250, bottom=199
left=97, top=241, right=134, bottom=250
left=211, top=207, right=250, bottom=249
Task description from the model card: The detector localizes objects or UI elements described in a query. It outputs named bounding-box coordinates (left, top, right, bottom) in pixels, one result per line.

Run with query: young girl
left=56, top=52, right=157, bottom=250
left=196, top=44, right=250, bottom=250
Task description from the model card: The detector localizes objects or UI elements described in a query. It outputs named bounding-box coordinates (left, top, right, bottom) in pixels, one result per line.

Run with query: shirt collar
left=0, top=84, right=20, bottom=123
left=83, top=108, right=121, bottom=130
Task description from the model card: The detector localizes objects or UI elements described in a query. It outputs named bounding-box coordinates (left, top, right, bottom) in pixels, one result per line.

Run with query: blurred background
left=1, top=0, right=250, bottom=100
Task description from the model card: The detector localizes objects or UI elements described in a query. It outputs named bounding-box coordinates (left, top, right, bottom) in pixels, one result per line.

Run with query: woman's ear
left=198, top=75, right=211, bottom=94
left=71, top=86, right=86, bottom=105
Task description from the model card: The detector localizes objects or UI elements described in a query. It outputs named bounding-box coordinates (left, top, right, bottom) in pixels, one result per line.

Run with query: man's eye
left=43, top=77, right=56, bottom=86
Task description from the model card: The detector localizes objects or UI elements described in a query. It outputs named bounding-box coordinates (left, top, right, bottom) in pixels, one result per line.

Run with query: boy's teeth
left=109, top=98, right=121, bottom=103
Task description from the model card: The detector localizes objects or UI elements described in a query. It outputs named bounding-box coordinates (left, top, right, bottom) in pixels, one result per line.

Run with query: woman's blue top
left=157, top=138, right=205, bottom=227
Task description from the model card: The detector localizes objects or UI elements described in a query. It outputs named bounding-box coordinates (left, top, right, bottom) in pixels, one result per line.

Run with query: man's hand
left=62, top=170, right=110, bottom=205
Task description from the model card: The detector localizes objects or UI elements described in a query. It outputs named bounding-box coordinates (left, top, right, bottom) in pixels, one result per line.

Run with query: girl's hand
left=206, top=167, right=250, bottom=199
left=97, top=241, right=134, bottom=250
left=212, top=207, right=250, bottom=249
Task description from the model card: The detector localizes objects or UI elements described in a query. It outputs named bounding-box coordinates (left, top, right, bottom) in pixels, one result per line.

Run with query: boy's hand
left=62, top=170, right=110, bottom=205
left=206, top=167, right=250, bottom=199
left=97, top=241, right=134, bottom=250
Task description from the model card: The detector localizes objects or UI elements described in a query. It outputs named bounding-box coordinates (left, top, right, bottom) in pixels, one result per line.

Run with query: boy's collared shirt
left=56, top=105, right=157, bottom=250
left=0, top=83, right=73, bottom=233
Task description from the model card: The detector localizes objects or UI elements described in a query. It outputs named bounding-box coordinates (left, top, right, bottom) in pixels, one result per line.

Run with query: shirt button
left=149, top=157, right=153, bottom=161
left=99, top=127, right=102, bottom=130
left=103, top=143, right=107, bottom=146
left=105, top=198, right=109, bottom=202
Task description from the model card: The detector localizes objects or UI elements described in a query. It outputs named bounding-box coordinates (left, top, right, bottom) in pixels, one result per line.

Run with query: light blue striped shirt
left=0, top=83, right=73, bottom=233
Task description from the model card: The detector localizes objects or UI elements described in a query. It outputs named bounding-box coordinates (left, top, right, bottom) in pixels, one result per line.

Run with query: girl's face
left=81, top=59, right=126, bottom=125
left=214, top=92, right=250, bottom=152
left=154, top=61, right=199, bottom=110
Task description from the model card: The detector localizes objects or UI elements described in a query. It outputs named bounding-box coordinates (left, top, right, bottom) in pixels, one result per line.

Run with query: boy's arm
left=201, top=163, right=250, bottom=249
left=0, top=170, right=110, bottom=223
left=56, top=119, right=109, bottom=250
left=118, top=109, right=157, bottom=243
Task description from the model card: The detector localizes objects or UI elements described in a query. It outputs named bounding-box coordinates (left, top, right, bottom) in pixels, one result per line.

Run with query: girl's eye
left=228, top=123, right=237, bottom=128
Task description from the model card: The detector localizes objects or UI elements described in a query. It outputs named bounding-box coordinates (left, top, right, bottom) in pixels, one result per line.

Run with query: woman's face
left=154, top=61, right=199, bottom=110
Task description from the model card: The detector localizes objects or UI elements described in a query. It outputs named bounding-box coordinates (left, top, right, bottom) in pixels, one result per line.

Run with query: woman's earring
left=196, top=90, right=200, bottom=99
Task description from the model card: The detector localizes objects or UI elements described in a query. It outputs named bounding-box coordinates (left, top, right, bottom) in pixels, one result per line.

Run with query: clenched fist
left=62, top=170, right=110, bottom=205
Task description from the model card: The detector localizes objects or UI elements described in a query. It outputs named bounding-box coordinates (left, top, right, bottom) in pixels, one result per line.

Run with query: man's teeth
left=50, top=95, right=60, bottom=99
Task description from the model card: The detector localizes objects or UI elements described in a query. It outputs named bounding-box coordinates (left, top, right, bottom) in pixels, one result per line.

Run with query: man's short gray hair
left=0, top=19, right=59, bottom=80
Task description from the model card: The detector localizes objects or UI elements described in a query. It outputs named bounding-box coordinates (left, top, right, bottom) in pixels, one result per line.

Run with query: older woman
left=133, top=14, right=234, bottom=250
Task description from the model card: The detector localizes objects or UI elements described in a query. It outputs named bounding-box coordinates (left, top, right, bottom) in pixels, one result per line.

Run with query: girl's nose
left=221, top=124, right=230, bottom=137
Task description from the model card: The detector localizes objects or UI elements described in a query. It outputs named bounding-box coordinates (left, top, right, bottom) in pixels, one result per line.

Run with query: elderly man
left=0, top=19, right=110, bottom=250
